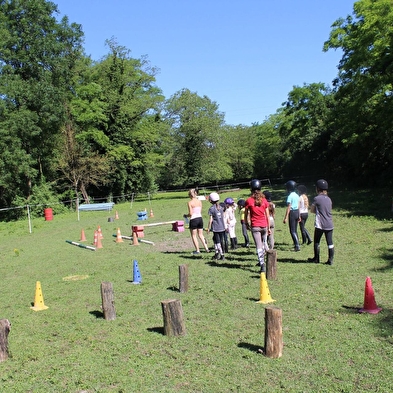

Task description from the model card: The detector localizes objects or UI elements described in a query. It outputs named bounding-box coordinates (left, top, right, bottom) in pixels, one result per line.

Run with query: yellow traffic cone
left=256, top=273, right=275, bottom=304
left=116, top=228, right=124, bottom=243
left=30, top=281, right=49, bottom=311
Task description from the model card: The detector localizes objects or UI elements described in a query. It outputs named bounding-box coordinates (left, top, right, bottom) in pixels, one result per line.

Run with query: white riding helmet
left=209, top=192, right=220, bottom=202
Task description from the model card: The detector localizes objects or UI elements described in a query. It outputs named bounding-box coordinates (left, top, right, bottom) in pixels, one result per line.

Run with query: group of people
left=283, top=179, right=334, bottom=265
left=186, top=177, right=334, bottom=271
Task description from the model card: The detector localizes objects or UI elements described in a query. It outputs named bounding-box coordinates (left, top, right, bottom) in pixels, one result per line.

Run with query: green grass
left=0, top=187, right=393, bottom=392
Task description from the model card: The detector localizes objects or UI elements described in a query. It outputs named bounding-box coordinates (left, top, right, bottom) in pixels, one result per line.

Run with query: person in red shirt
left=244, top=179, right=271, bottom=272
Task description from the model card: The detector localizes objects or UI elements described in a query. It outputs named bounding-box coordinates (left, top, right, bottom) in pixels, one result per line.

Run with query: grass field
left=0, top=186, right=392, bottom=392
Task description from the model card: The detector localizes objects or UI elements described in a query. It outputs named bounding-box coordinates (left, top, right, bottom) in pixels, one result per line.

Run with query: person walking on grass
left=263, top=190, right=275, bottom=250
left=187, top=188, right=209, bottom=255
left=207, top=192, right=226, bottom=260
left=308, top=179, right=334, bottom=265
left=297, top=185, right=313, bottom=245
left=283, top=180, right=300, bottom=251
left=225, top=197, right=238, bottom=250
left=237, top=199, right=250, bottom=248
left=244, top=179, right=271, bottom=272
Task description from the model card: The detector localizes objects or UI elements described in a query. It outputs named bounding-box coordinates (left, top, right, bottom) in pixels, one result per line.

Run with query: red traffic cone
left=80, top=229, right=87, bottom=242
left=359, top=276, right=382, bottom=314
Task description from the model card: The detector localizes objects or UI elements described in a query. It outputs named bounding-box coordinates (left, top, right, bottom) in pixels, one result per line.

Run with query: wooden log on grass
left=101, top=282, right=116, bottom=321
left=0, top=319, right=11, bottom=362
left=179, top=264, right=188, bottom=293
left=264, top=306, right=282, bottom=358
left=266, top=249, right=277, bottom=280
left=161, top=299, right=186, bottom=336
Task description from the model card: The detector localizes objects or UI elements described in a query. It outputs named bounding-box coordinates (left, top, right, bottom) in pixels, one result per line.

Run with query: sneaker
left=192, top=251, right=201, bottom=255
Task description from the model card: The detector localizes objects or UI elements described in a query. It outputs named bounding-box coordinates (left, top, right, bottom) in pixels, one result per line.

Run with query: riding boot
left=326, top=247, right=334, bottom=265
left=308, top=243, right=320, bottom=263
left=234, top=237, right=238, bottom=249
left=230, top=238, right=235, bottom=250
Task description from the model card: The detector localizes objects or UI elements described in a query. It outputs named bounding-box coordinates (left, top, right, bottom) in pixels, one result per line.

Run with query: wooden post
left=0, top=319, right=11, bottom=362
left=161, top=299, right=186, bottom=337
left=264, top=306, right=283, bottom=358
left=266, top=250, right=277, bottom=280
left=179, top=264, right=188, bottom=293
left=101, top=282, right=116, bottom=321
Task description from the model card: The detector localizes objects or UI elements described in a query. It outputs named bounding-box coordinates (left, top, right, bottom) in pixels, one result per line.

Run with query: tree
left=0, top=0, right=83, bottom=206
left=162, top=89, right=225, bottom=187
left=323, top=0, right=393, bottom=184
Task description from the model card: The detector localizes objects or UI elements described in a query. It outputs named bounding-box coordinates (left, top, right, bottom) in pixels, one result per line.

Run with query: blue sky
left=54, top=0, right=355, bottom=126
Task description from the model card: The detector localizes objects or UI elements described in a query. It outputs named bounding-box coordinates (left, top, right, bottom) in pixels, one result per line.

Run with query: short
left=189, top=217, right=203, bottom=230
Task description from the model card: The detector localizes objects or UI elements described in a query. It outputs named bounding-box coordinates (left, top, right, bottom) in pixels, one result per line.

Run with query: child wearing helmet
left=207, top=192, right=226, bottom=260
left=263, top=190, right=275, bottom=250
left=237, top=199, right=250, bottom=247
left=283, top=180, right=301, bottom=252
left=308, top=179, right=334, bottom=265
left=244, top=179, right=271, bottom=272
left=224, top=197, right=238, bottom=250
left=187, top=188, right=210, bottom=255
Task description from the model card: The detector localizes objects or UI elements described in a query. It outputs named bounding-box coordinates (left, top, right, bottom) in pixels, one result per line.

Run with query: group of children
left=187, top=177, right=333, bottom=269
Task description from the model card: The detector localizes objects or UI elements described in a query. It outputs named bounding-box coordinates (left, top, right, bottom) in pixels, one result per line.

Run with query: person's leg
left=190, top=228, right=200, bottom=252
left=301, top=213, right=312, bottom=244
left=324, top=230, right=334, bottom=265
left=241, top=222, right=249, bottom=247
left=299, top=214, right=306, bottom=244
left=197, top=228, right=209, bottom=252
left=213, top=232, right=223, bottom=259
left=289, top=210, right=300, bottom=250
left=252, top=227, right=266, bottom=272
left=308, top=228, right=323, bottom=263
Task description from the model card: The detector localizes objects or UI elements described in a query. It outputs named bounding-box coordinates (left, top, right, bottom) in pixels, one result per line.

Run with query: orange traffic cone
left=359, top=276, right=382, bottom=314
left=115, top=228, right=124, bottom=243
left=256, top=273, right=275, bottom=304
left=115, top=211, right=119, bottom=220
left=93, top=230, right=98, bottom=246
left=97, top=225, right=103, bottom=239
left=150, top=208, right=154, bottom=218
left=132, top=229, right=139, bottom=246
left=96, top=233, right=103, bottom=249
left=80, top=229, right=87, bottom=242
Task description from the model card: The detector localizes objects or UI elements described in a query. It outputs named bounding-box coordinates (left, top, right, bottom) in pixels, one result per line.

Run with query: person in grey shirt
left=308, top=179, right=334, bottom=265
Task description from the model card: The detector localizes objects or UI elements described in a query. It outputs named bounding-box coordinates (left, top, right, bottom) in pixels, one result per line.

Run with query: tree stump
left=264, top=306, right=283, bottom=358
left=179, top=264, right=188, bottom=293
left=0, top=319, right=11, bottom=362
left=161, top=299, right=186, bottom=336
left=266, top=250, right=277, bottom=280
left=101, top=282, right=116, bottom=321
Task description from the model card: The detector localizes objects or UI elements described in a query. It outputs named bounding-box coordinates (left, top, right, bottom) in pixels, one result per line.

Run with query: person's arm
left=207, top=214, right=213, bottom=233
left=265, top=206, right=271, bottom=233
left=244, top=206, right=250, bottom=229
left=283, top=203, right=291, bottom=223
left=187, top=200, right=193, bottom=217
left=310, top=204, right=316, bottom=214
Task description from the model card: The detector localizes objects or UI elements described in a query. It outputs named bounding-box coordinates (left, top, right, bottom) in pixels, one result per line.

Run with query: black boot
left=230, top=238, right=235, bottom=250
left=325, top=247, right=334, bottom=265
left=308, top=243, right=320, bottom=263
left=234, top=237, right=238, bottom=249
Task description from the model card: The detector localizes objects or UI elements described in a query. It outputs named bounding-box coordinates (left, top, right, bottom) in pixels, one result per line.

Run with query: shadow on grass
left=206, top=260, right=258, bottom=274
left=167, top=285, right=179, bottom=292
left=238, top=342, right=264, bottom=354
left=375, top=248, right=393, bottom=271
left=147, top=327, right=165, bottom=335
left=278, top=257, right=317, bottom=264
left=89, top=310, right=104, bottom=319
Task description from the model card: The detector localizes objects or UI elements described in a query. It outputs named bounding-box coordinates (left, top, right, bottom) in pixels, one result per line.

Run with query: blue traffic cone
left=132, top=260, right=142, bottom=284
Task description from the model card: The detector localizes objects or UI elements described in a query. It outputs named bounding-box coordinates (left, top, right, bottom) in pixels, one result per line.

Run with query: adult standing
left=297, top=185, right=312, bottom=245
left=308, top=179, right=334, bottom=265
left=283, top=180, right=300, bottom=251
left=244, top=179, right=271, bottom=272
left=187, top=188, right=209, bottom=255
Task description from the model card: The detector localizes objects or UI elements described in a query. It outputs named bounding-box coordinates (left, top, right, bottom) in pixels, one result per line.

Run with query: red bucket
left=44, top=208, right=53, bottom=221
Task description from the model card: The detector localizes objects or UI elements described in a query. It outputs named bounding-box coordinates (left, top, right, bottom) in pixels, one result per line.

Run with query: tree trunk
left=0, top=319, right=11, bottom=362
left=161, top=299, right=186, bottom=336
left=101, top=282, right=116, bottom=321
left=266, top=250, right=277, bottom=280
left=179, top=264, right=188, bottom=293
left=264, top=306, right=283, bottom=358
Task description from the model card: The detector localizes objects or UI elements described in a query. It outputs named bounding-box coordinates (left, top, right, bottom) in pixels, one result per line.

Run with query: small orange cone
left=116, top=228, right=124, bottom=243
left=93, top=230, right=98, bottom=246
left=150, top=208, right=154, bottom=218
left=30, top=281, right=49, bottom=311
left=80, top=229, right=87, bottom=242
left=359, top=276, right=382, bottom=314
left=96, top=235, right=103, bottom=249
left=115, top=211, right=119, bottom=220
left=97, top=225, right=103, bottom=239
left=256, top=272, right=275, bottom=304
left=132, top=229, right=139, bottom=246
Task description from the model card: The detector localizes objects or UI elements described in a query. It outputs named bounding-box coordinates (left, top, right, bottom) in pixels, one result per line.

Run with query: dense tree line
left=0, top=0, right=392, bottom=217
